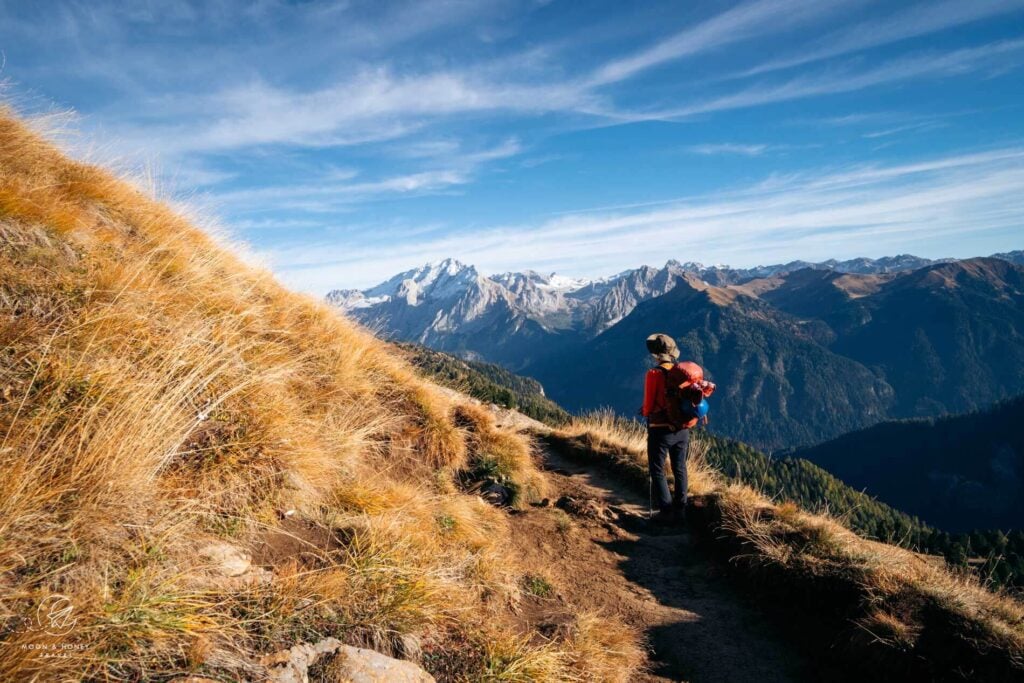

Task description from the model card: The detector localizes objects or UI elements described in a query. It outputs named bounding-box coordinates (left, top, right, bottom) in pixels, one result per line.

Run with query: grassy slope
left=0, top=111, right=642, bottom=682
left=542, top=415, right=1024, bottom=682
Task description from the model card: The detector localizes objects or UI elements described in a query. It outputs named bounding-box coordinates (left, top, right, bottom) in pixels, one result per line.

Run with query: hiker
left=640, top=333, right=715, bottom=525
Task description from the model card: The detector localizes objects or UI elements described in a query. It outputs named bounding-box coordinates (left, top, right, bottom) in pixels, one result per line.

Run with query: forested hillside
left=398, top=342, right=570, bottom=425
left=708, top=435, right=1024, bottom=588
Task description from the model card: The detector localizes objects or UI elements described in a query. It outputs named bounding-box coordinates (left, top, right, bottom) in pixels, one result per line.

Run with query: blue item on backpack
left=682, top=398, right=709, bottom=420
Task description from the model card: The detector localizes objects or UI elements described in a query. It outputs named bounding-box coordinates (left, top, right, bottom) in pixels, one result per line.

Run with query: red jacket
left=641, top=364, right=673, bottom=427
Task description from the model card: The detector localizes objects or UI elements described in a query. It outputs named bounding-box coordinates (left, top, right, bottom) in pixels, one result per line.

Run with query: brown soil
left=509, top=444, right=815, bottom=683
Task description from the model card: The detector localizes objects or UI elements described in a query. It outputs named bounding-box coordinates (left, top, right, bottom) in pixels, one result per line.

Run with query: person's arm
left=641, top=370, right=660, bottom=417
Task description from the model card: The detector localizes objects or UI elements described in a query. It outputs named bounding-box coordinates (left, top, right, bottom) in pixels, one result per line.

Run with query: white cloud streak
left=266, top=147, right=1024, bottom=292
left=214, top=138, right=523, bottom=211
left=586, top=0, right=851, bottom=86
left=629, top=39, right=1024, bottom=121
left=736, top=0, right=1024, bottom=78
left=686, top=143, right=770, bottom=156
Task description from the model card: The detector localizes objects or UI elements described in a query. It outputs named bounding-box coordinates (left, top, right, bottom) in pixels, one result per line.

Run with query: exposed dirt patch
left=508, top=445, right=816, bottom=683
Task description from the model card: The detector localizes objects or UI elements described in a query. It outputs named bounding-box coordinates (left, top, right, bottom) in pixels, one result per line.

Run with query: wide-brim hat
left=645, top=333, right=680, bottom=363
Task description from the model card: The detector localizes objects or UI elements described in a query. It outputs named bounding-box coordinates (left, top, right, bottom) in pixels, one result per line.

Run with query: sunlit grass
left=0, top=107, right=641, bottom=681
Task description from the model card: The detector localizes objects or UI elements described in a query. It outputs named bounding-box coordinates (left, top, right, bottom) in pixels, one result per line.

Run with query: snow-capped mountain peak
left=355, top=258, right=480, bottom=307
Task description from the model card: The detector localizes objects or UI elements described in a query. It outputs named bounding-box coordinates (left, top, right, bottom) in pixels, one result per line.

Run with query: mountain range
left=329, top=251, right=1024, bottom=450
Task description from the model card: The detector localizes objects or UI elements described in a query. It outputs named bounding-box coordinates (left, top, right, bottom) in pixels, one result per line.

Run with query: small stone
left=480, top=481, right=512, bottom=506
left=199, top=542, right=251, bottom=577
left=334, top=645, right=435, bottom=683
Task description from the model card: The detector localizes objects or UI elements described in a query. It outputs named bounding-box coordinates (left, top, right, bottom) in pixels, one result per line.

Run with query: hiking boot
left=672, top=501, right=687, bottom=526
left=649, top=510, right=674, bottom=528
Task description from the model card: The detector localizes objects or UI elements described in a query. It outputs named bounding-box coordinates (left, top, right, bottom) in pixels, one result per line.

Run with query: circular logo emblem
left=35, top=595, right=77, bottom=637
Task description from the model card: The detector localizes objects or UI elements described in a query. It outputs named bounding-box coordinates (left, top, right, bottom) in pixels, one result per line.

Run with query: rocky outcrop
left=261, top=638, right=435, bottom=683
left=196, top=638, right=435, bottom=683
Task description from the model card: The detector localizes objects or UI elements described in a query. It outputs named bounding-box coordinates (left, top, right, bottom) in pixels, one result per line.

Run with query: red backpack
left=660, top=361, right=715, bottom=430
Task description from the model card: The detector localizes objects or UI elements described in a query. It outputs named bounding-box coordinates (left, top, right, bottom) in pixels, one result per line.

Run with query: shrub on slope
left=0, top=110, right=640, bottom=682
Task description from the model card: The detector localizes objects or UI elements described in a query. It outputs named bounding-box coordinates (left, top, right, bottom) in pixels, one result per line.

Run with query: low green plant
left=522, top=574, right=553, bottom=598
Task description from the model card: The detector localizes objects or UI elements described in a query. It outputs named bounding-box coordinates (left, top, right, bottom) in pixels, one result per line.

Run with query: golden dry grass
left=0, top=109, right=635, bottom=681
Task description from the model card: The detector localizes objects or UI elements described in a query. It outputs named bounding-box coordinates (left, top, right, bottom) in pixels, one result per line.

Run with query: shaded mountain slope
left=797, top=396, right=1024, bottom=533
left=531, top=280, right=894, bottom=449
left=831, top=258, right=1024, bottom=417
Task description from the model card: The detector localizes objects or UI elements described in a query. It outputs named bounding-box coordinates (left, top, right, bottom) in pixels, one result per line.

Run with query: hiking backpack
left=660, top=361, right=715, bottom=430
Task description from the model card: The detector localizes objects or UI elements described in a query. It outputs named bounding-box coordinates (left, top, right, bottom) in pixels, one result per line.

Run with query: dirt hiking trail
left=508, top=442, right=817, bottom=683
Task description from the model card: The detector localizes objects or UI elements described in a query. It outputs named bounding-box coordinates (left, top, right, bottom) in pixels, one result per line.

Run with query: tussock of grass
left=454, top=402, right=549, bottom=509
left=563, top=611, right=647, bottom=683
left=547, top=411, right=1024, bottom=682
left=0, top=109, right=632, bottom=681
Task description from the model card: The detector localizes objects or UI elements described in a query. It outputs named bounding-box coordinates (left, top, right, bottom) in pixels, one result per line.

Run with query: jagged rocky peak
left=329, top=258, right=484, bottom=310
left=492, top=270, right=591, bottom=293
left=665, top=259, right=706, bottom=272
left=324, top=288, right=369, bottom=309
left=391, top=258, right=483, bottom=306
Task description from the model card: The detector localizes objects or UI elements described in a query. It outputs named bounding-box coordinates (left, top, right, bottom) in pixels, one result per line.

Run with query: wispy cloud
left=268, top=146, right=1024, bottom=291
left=106, top=72, right=588, bottom=157
left=214, top=138, right=522, bottom=212
left=735, top=0, right=1024, bottom=78
left=632, top=39, right=1024, bottom=121
left=861, top=121, right=946, bottom=139
left=586, top=0, right=850, bottom=86
left=685, top=143, right=770, bottom=156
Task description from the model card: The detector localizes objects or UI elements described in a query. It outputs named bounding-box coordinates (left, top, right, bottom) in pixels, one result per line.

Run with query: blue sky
left=2, top=0, right=1023, bottom=292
